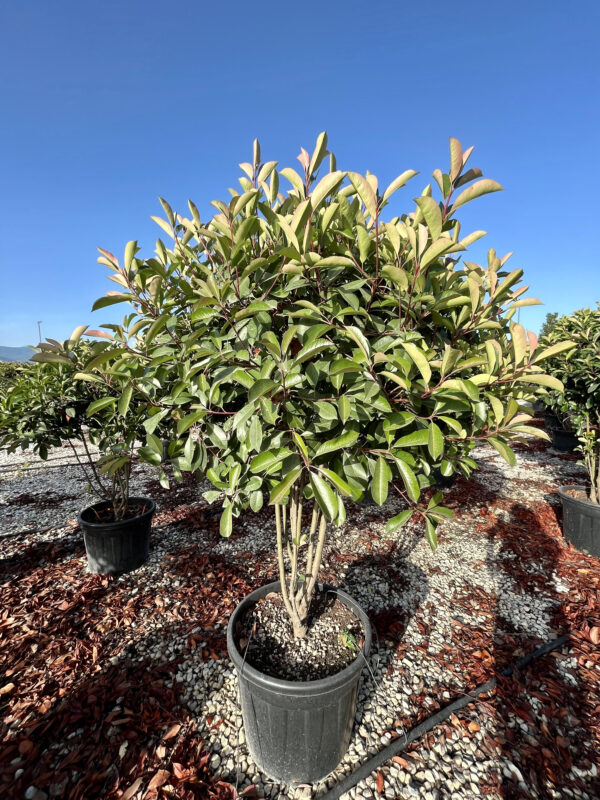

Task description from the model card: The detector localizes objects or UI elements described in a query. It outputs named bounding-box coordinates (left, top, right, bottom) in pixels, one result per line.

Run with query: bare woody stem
left=274, top=480, right=328, bottom=639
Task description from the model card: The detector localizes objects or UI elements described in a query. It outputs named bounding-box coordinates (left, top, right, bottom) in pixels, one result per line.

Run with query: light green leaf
left=382, top=170, right=418, bottom=202
left=318, top=467, right=361, bottom=500
left=269, top=466, right=303, bottom=504
left=220, top=505, right=233, bottom=537
left=385, top=509, right=413, bottom=534
left=372, top=456, right=390, bottom=505
left=348, top=171, right=378, bottom=219
left=488, top=436, right=516, bottom=467
left=401, top=342, right=431, bottom=386
left=396, top=459, right=420, bottom=502
left=428, top=423, right=444, bottom=460
left=315, top=429, right=359, bottom=458
left=395, top=429, right=429, bottom=447
left=117, top=386, right=133, bottom=417
left=415, top=196, right=442, bottom=241
left=87, top=397, right=116, bottom=416
left=533, top=340, right=576, bottom=363
left=310, top=472, right=338, bottom=520
left=451, top=179, right=503, bottom=212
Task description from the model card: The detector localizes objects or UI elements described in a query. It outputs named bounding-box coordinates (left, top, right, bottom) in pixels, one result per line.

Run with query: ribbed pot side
left=78, top=496, right=156, bottom=575
left=227, top=581, right=372, bottom=784
left=559, top=486, right=600, bottom=557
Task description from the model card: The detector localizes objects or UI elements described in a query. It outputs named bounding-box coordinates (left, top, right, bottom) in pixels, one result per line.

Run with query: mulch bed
left=1, top=419, right=599, bottom=799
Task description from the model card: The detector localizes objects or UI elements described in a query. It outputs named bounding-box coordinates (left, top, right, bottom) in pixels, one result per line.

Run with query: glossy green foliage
left=539, top=305, right=600, bottom=501
left=85, top=134, right=559, bottom=542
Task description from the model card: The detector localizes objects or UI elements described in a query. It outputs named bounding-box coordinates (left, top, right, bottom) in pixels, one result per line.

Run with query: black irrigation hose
left=320, top=634, right=571, bottom=800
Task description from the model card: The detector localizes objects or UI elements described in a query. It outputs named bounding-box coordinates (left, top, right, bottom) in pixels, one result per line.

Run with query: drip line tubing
left=319, top=634, right=571, bottom=800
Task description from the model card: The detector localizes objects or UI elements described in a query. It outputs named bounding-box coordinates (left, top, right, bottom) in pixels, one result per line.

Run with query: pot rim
left=77, top=496, right=156, bottom=530
left=558, top=485, right=600, bottom=511
left=227, top=580, right=372, bottom=696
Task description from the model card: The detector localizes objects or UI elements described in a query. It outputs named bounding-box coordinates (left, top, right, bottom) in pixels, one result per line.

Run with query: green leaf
left=117, top=386, right=133, bottom=417
left=250, top=448, right=290, bottom=473
left=311, top=171, right=345, bottom=211
left=310, top=472, right=338, bottom=521
left=424, top=518, right=438, bottom=550
left=269, top=466, right=303, bottom=504
left=396, top=459, right=420, bottom=502
left=395, top=429, right=429, bottom=448
left=249, top=415, right=263, bottom=451
left=345, top=326, right=370, bottom=359
left=420, top=237, right=453, bottom=269
left=87, top=397, right=116, bottom=416
left=451, top=179, right=503, bottom=212
left=488, top=436, right=516, bottom=467
left=427, top=423, right=444, bottom=460
left=318, top=467, right=361, bottom=500
left=248, top=379, right=277, bottom=402
left=371, top=456, right=390, bottom=505
left=401, top=342, right=431, bottom=386
left=249, top=490, right=263, bottom=512
left=91, top=294, right=133, bottom=311
left=511, top=323, right=528, bottom=365
left=385, top=509, right=413, bottom=534
left=414, top=196, right=442, bottom=241
left=449, top=137, right=463, bottom=180
left=293, top=339, right=333, bottom=364
left=177, top=410, right=205, bottom=435
left=348, top=171, right=378, bottom=219
left=316, top=401, right=337, bottom=420
left=533, top=340, right=576, bottom=363
left=515, top=374, right=564, bottom=391
left=382, top=170, right=418, bottom=202
left=314, top=429, right=359, bottom=459
left=220, top=505, right=233, bottom=537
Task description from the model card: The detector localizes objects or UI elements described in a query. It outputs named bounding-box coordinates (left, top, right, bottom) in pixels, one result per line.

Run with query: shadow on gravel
left=0, top=530, right=83, bottom=582
left=0, top=546, right=254, bottom=800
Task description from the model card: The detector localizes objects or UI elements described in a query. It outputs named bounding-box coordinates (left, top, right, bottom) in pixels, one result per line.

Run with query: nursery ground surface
left=1, top=421, right=599, bottom=800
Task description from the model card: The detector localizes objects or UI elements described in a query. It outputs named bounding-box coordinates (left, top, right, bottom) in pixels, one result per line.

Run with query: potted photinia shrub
left=0, top=331, right=158, bottom=574
left=86, top=134, right=568, bottom=782
left=541, top=306, right=600, bottom=555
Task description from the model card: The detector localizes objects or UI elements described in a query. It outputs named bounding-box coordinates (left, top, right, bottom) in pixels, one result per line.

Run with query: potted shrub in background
left=85, top=133, right=569, bottom=782
left=0, top=332, right=158, bottom=574
left=542, top=306, right=600, bottom=555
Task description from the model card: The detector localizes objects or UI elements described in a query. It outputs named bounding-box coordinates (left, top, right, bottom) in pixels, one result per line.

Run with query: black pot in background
left=78, top=496, right=156, bottom=575
left=227, top=581, right=372, bottom=784
left=551, top=428, right=579, bottom=452
left=558, top=486, right=600, bottom=557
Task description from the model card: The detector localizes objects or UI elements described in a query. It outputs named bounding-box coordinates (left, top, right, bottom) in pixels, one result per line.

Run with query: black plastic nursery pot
left=558, top=486, right=600, bottom=557
left=77, top=496, right=156, bottom=575
left=227, top=581, right=372, bottom=785
left=551, top=428, right=579, bottom=452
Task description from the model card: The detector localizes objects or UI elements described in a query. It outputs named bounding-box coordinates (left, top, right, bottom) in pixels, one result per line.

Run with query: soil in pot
left=234, top=590, right=365, bottom=681
left=83, top=499, right=153, bottom=524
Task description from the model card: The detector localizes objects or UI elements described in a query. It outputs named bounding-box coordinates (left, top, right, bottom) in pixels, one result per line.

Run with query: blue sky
left=1, top=1, right=598, bottom=346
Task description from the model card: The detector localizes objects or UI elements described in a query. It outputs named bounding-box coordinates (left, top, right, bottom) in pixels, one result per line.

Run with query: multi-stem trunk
left=275, top=481, right=328, bottom=639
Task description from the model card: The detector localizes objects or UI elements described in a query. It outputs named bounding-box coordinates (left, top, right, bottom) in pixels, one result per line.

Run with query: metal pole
left=37, top=320, right=42, bottom=342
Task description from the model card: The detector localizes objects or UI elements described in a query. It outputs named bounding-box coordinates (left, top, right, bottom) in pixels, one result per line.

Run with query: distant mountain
left=0, top=345, right=34, bottom=362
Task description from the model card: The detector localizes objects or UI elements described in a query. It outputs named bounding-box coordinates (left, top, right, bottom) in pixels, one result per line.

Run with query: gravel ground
left=1, top=433, right=599, bottom=800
